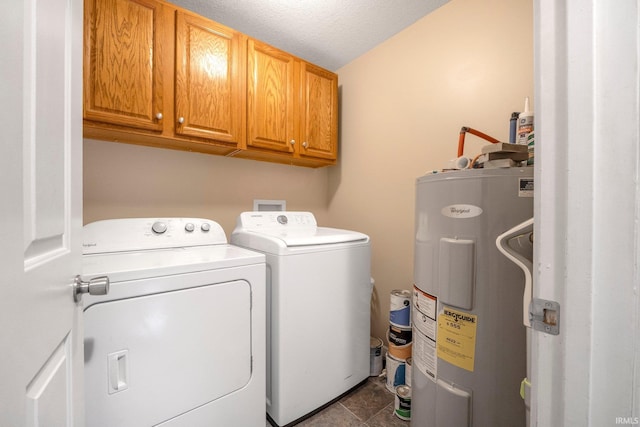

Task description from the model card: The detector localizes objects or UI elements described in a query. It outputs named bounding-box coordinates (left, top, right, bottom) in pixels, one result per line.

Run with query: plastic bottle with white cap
left=516, top=97, right=534, bottom=145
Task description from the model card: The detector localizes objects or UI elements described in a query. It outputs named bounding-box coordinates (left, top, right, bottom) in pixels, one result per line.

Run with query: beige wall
left=83, top=139, right=330, bottom=233
left=329, top=0, right=533, bottom=342
left=83, top=0, right=532, bottom=346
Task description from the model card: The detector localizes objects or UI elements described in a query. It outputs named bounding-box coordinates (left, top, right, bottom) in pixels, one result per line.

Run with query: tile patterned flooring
left=266, top=376, right=410, bottom=427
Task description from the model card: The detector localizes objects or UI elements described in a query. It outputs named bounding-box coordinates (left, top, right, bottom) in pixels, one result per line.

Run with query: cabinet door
left=247, top=39, right=296, bottom=154
left=299, top=62, right=338, bottom=161
left=175, top=12, right=244, bottom=145
left=84, top=0, right=167, bottom=131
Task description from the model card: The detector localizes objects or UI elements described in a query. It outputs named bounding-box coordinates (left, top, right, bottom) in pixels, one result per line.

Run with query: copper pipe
left=457, top=126, right=501, bottom=157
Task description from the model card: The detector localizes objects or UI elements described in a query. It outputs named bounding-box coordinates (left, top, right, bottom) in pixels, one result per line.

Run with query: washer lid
left=233, top=211, right=368, bottom=247
left=82, top=244, right=264, bottom=283
left=243, top=227, right=368, bottom=247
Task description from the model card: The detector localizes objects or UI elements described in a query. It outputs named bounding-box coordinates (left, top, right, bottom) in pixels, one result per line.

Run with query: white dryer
left=81, top=218, right=265, bottom=427
left=231, top=211, right=372, bottom=426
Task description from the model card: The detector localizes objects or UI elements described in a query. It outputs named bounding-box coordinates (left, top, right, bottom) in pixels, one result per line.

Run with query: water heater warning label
left=413, top=286, right=437, bottom=381
left=437, top=307, right=478, bottom=372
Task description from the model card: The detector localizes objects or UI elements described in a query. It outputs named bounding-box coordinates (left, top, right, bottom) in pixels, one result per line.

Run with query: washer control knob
left=185, top=223, right=195, bottom=232
left=152, top=221, right=167, bottom=234
left=201, top=223, right=211, bottom=232
left=277, top=215, right=288, bottom=225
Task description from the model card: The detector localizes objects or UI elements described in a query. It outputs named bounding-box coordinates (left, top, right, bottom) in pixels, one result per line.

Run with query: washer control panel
left=236, top=211, right=317, bottom=230
left=83, top=218, right=227, bottom=254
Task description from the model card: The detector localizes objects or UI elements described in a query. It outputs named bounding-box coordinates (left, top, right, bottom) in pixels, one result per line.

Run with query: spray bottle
left=516, top=97, right=534, bottom=145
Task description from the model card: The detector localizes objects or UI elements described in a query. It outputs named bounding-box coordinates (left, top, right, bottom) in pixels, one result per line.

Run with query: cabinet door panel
left=300, top=63, right=338, bottom=160
left=84, top=0, right=165, bottom=131
left=175, top=12, right=243, bottom=145
left=247, top=40, right=296, bottom=153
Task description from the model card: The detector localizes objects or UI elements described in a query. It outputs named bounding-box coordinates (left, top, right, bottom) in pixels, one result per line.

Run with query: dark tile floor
left=266, top=376, right=410, bottom=427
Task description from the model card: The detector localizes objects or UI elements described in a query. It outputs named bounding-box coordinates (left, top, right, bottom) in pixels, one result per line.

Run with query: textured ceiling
left=171, top=0, right=450, bottom=71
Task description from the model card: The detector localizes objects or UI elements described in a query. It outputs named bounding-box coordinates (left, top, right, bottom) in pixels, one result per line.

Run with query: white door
left=0, top=0, right=84, bottom=425
left=533, top=1, right=640, bottom=425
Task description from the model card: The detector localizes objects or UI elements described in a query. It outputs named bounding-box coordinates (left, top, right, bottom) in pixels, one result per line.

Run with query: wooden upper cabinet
left=245, top=39, right=337, bottom=164
left=83, top=0, right=242, bottom=152
left=174, top=12, right=245, bottom=145
left=300, top=62, right=338, bottom=161
left=246, top=39, right=296, bottom=154
left=84, top=0, right=167, bottom=131
left=83, top=0, right=337, bottom=166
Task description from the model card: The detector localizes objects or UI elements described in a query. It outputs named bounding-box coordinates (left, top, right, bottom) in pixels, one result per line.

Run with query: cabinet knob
left=302, top=141, right=309, bottom=148
left=290, top=139, right=296, bottom=145
left=155, top=112, right=163, bottom=120
left=178, top=117, right=185, bottom=124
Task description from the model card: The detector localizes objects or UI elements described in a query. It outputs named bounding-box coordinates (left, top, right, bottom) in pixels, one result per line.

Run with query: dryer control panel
left=83, top=218, right=227, bottom=254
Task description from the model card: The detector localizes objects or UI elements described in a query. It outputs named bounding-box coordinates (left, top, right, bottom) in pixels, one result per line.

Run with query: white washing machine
left=231, top=211, right=372, bottom=426
left=81, top=218, right=266, bottom=427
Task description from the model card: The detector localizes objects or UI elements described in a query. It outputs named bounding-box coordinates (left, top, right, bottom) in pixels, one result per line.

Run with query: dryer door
left=84, top=278, right=251, bottom=427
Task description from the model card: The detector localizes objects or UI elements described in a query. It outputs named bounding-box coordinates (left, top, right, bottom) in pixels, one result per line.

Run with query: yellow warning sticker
left=437, top=307, right=478, bottom=372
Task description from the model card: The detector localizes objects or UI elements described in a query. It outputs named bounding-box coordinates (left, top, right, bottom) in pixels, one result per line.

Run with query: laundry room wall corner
left=329, top=0, right=534, bottom=342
